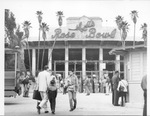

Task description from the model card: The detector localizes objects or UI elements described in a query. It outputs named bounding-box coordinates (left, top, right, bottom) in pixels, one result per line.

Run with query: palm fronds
left=36, top=11, right=43, bottom=24
left=140, top=23, right=147, bottom=41
left=130, top=10, right=138, bottom=24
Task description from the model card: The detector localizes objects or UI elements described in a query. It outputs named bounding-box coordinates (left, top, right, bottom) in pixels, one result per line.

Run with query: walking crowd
left=16, top=66, right=146, bottom=116
left=35, top=65, right=78, bottom=114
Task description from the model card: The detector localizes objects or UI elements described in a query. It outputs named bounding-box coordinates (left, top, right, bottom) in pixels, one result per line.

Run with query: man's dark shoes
left=69, top=108, right=74, bottom=111
left=73, top=105, right=76, bottom=110
left=114, top=104, right=120, bottom=106
left=37, top=106, right=41, bottom=114
left=36, top=102, right=40, bottom=109
left=45, top=111, right=49, bottom=113
left=52, top=111, right=55, bottom=114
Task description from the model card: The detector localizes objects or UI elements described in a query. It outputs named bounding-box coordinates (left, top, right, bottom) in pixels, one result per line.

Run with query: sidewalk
left=5, top=91, right=143, bottom=116
left=56, top=93, right=143, bottom=115
left=27, top=84, right=143, bottom=115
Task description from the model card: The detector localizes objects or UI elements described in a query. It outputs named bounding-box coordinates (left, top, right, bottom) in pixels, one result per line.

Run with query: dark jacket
left=112, top=74, right=119, bottom=90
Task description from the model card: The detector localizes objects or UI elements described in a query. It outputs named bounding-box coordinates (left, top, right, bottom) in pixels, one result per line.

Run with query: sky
left=1, top=0, right=150, bottom=39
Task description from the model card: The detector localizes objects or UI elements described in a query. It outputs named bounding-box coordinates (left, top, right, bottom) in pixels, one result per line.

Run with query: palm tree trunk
left=48, top=36, right=57, bottom=64
left=41, top=40, right=45, bottom=70
left=144, top=39, right=146, bottom=46
left=119, top=30, right=123, bottom=47
left=37, top=27, right=41, bottom=71
left=124, top=40, right=125, bottom=48
left=133, top=23, right=136, bottom=48
left=18, top=49, right=26, bottom=71
left=27, top=38, right=31, bottom=73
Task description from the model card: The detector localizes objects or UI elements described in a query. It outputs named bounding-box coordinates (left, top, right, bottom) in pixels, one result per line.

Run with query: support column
left=65, top=44, right=68, bottom=78
left=115, top=55, right=120, bottom=72
left=32, top=49, right=36, bottom=76
left=99, top=48, right=103, bottom=79
left=82, top=47, right=86, bottom=80
left=99, top=48, right=103, bottom=93
left=48, top=48, right=52, bottom=70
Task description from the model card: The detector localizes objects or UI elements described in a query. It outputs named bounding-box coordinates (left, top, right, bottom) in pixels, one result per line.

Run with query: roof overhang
left=109, top=44, right=147, bottom=56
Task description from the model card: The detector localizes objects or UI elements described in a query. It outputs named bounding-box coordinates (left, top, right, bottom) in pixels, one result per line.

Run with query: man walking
left=37, top=65, right=50, bottom=114
left=112, top=71, right=120, bottom=106
left=65, top=71, right=78, bottom=111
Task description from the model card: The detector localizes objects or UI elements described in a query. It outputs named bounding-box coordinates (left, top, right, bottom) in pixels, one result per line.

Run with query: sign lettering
left=51, top=20, right=116, bottom=39
left=86, top=28, right=116, bottom=38
left=52, top=28, right=75, bottom=39
left=68, top=20, right=95, bottom=32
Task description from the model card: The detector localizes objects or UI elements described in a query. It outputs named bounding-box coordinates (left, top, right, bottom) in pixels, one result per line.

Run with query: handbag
left=22, top=78, right=29, bottom=84
left=119, top=85, right=124, bottom=92
left=63, top=86, right=68, bottom=94
left=32, top=90, right=42, bottom=101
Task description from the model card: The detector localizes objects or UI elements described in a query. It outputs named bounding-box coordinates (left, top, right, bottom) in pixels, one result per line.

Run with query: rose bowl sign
left=51, top=20, right=116, bottom=39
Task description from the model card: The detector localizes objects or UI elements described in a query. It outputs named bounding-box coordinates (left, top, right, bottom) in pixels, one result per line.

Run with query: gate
left=53, top=60, right=124, bottom=93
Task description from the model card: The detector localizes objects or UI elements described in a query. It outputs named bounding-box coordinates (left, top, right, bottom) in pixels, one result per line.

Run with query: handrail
left=54, top=60, right=124, bottom=64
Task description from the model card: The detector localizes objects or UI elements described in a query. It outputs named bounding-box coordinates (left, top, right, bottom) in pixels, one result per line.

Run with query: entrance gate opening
left=54, top=60, right=124, bottom=93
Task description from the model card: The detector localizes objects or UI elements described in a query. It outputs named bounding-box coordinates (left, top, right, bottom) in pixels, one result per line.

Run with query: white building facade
left=24, top=16, right=145, bottom=95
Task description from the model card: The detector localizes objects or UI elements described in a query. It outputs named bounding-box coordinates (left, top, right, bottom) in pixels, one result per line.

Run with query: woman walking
left=47, top=76, right=58, bottom=114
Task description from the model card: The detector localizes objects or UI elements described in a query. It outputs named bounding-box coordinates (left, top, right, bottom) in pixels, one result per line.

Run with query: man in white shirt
left=37, top=65, right=50, bottom=114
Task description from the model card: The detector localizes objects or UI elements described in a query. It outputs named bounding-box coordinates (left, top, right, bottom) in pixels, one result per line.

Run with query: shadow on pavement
left=4, top=102, right=21, bottom=105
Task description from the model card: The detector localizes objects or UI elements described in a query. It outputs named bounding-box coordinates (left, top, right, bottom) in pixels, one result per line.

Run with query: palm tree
left=140, top=23, right=147, bottom=46
left=36, top=11, right=43, bottom=72
left=56, top=11, right=64, bottom=27
left=15, top=25, right=27, bottom=71
left=6, top=25, right=27, bottom=71
left=48, top=11, right=64, bottom=64
left=22, top=21, right=32, bottom=72
left=5, top=9, right=16, bottom=41
left=121, top=21, right=130, bottom=47
left=40, top=22, right=49, bottom=70
left=130, top=10, right=138, bottom=48
left=115, top=15, right=124, bottom=46
left=5, top=9, right=17, bottom=48
left=5, top=9, right=26, bottom=71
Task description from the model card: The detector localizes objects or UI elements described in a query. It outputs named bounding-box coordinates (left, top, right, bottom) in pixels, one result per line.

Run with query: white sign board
left=100, top=63, right=106, bottom=69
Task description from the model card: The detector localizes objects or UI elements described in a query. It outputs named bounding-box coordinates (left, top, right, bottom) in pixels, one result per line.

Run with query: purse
left=32, top=90, right=42, bottom=101
left=119, top=85, right=124, bottom=92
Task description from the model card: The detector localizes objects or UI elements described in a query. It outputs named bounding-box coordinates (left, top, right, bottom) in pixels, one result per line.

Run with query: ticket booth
left=109, top=45, right=147, bottom=104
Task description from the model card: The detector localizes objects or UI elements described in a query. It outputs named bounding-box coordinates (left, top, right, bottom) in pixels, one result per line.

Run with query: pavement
left=4, top=88, right=144, bottom=116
